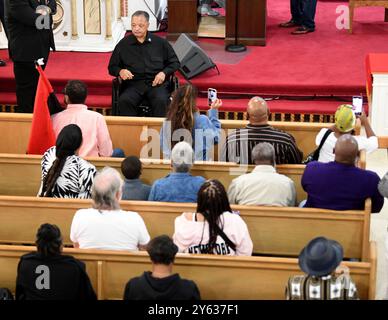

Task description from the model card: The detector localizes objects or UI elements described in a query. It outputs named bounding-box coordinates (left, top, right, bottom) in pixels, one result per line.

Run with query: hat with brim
left=298, top=237, right=343, bottom=277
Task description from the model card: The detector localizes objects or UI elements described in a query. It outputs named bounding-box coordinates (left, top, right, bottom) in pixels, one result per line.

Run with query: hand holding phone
left=352, top=95, right=363, bottom=116
left=208, top=88, right=217, bottom=106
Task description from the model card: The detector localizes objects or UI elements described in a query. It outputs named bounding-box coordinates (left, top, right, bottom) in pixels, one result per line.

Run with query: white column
left=370, top=73, right=388, bottom=136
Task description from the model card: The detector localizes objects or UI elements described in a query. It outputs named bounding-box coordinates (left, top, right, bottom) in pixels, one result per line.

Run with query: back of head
left=167, top=84, right=198, bottom=140
left=334, top=104, right=356, bottom=133
left=298, top=237, right=343, bottom=277
left=147, top=235, right=178, bottom=265
left=197, top=180, right=232, bottom=253
left=251, top=142, right=276, bottom=166
left=121, top=156, right=142, bottom=180
left=247, top=96, right=268, bottom=124
left=334, top=134, right=359, bottom=165
left=36, top=223, right=63, bottom=258
left=92, top=167, right=123, bottom=210
left=40, top=124, right=83, bottom=197
left=171, top=141, right=194, bottom=173
left=64, top=80, right=88, bottom=105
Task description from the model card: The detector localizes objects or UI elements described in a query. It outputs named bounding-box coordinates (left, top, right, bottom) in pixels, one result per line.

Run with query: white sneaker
left=214, top=0, right=225, bottom=8
left=197, top=4, right=220, bottom=16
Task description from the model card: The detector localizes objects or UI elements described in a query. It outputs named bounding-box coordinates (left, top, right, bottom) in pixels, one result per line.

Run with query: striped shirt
left=221, top=124, right=303, bottom=164
left=285, top=274, right=359, bottom=300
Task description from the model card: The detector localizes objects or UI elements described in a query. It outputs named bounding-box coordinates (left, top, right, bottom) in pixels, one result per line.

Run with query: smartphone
left=352, top=95, right=363, bottom=116
left=208, top=88, right=217, bottom=106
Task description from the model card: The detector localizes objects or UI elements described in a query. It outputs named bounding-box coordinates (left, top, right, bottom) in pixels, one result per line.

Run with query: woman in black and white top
left=39, top=124, right=96, bottom=199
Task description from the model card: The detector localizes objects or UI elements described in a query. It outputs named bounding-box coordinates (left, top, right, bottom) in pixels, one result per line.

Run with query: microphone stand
left=225, top=0, right=247, bottom=52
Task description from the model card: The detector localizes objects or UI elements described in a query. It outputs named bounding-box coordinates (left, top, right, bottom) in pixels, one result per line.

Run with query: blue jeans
left=111, top=148, right=125, bottom=158
left=290, top=0, right=317, bottom=29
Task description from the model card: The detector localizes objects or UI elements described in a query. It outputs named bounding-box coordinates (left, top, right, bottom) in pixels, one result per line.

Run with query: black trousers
left=290, top=0, right=317, bottom=29
left=13, top=61, right=47, bottom=113
left=118, top=80, right=170, bottom=117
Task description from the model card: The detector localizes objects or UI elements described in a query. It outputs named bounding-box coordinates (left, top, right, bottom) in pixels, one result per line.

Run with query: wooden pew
left=0, top=154, right=308, bottom=202
left=0, top=196, right=372, bottom=261
left=0, top=113, right=333, bottom=159
left=0, top=241, right=376, bottom=299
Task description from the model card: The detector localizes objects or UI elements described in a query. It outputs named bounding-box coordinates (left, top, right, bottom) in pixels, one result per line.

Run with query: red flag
left=27, top=65, right=56, bottom=155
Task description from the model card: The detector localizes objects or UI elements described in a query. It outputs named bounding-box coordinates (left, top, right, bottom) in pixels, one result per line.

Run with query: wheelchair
left=111, top=74, right=179, bottom=116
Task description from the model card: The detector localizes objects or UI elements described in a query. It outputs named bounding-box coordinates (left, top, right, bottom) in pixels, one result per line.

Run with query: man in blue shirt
left=148, top=142, right=205, bottom=203
left=302, top=135, right=383, bottom=213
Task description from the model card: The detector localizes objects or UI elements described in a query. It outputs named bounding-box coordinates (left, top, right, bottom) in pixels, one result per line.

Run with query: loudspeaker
left=173, top=34, right=217, bottom=80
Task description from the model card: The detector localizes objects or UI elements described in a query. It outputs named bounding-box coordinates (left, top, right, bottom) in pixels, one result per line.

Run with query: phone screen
left=352, top=96, right=363, bottom=115
left=208, top=88, right=217, bottom=106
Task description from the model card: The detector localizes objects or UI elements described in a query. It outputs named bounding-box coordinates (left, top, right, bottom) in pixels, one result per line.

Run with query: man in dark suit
left=0, top=0, right=7, bottom=66
left=5, top=0, right=56, bottom=113
left=279, top=0, right=317, bottom=34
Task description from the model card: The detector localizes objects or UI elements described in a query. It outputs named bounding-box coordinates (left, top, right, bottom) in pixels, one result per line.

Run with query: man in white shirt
left=228, top=142, right=296, bottom=206
left=70, top=167, right=150, bottom=251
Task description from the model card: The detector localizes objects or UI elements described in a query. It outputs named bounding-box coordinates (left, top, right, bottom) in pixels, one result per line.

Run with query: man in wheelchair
left=108, top=10, right=180, bottom=117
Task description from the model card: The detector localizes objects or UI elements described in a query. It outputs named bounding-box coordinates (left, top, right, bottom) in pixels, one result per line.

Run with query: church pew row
left=0, top=241, right=377, bottom=300
left=0, top=113, right=335, bottom=159
left=0, top=196, right=372, bottom=261
left=0, top=153, right=308, bottom=202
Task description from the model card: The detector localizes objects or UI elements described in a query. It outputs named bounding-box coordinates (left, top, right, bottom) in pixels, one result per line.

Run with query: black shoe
left=0, top=60, right=5, bottom=67
left=291, top=26, right=315, bottom=35
left=279, top=20, right=301, bottom=28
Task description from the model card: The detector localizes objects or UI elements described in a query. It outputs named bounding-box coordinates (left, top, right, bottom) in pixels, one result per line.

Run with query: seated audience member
left=108, top=11, right=180, bottom=117
left=160, top=84, right=222, bottom=161
left=121, top=156, right=151, bottom=200
left=315, top=105, right=378, bottom=162
left=286, top=237, right=358, bottom=300
left=148, top=142, right=205, bottom=202
left=173, top=179, right=253, bottom=256
left=228, top=143, right=296, bottom=206
left=222, top=97, right=303, bottom=164
left=52, top=80, right=124, bottom=158
left=70, top=167, right=150, bottom=251
left=16, top=224, right=96, bottom=300
left=39, top=124, right=96, bottom=198
left=123, top=235, right=201, bottom=300
left=302, top=135, right=384, bottom=213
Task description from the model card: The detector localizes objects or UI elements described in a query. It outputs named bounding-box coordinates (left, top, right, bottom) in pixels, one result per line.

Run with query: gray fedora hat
left=299, top=237, right=344, bottom=277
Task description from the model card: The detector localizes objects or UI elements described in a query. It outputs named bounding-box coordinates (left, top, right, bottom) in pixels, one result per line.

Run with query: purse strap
left=213, top=223, right=237, bottom=252
left=313, top=129, right=333, bottom=158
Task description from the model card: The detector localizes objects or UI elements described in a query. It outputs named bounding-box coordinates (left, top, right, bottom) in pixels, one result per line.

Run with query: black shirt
left=108, top=32, right=180, bottom=81
left=123, top=271, right=201, bottom=300
left=16, top=252, right=97, bottom=300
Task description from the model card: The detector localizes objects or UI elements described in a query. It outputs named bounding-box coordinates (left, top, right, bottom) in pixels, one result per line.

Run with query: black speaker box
left=173, top=33, right=217, bottom=79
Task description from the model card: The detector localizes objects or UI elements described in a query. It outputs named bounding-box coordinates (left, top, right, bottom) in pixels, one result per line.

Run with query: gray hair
left=171, top=141, right=194, bottom=173
left=132, top=10, right=150, bottom=22
left=251, top=142, right=275, bottom=165
left=92, top=167, right=123, bottom=211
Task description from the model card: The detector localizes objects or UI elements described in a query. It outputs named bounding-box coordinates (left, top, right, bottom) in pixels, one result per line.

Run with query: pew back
left=0, top=196, right=371, bottom=260
left=0, top=242, right=376, bottom=299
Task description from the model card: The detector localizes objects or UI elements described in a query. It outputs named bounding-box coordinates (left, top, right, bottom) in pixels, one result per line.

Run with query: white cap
left=171, top=141, right=194, bottom=166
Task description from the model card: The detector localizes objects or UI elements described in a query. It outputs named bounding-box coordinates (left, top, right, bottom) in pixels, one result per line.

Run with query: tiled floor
left=366, top=149, right=388, bottom=299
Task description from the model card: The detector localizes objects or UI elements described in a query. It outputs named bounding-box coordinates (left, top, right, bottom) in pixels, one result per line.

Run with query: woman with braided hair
left=38, top=124, right=96, bottom=198
left=160, top=84, right=221, bottom=161
left=173, top=179, right=253, bottom=256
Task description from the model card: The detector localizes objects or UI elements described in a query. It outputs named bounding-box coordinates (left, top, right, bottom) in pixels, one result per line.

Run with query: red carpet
left=1, top=0, right=388, bottom=113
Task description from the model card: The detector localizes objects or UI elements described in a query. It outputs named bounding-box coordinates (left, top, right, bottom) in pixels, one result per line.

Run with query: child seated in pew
left=121, top=156, right=151, bottom=201
left=173, top=179, right=253, bottom=256
left=16, top=224, right=96, bottom=300
left=285, top=237, right=359, bottom=300
left=39, top=124, right=97, bottom=199
left=123, top=235, right=201, bottom=300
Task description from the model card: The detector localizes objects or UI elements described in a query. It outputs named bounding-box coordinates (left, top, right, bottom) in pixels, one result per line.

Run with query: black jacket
left=5, top=0, right=56, bottom=62
left=16, top=252, right=97, bottom=300
left=123, top=272, right=201, bottom=300
left=108, top=32, right=180, bottom=81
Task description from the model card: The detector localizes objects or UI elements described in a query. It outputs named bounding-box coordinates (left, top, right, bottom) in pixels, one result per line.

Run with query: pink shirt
left=173, top=211, right=253, bottom=256
left=51, top=104, right=113, bottom=157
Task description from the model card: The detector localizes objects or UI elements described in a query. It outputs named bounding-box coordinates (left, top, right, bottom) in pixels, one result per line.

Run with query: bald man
left=221, top=97, right=302, bottom=164
left=302, top=135, right=383, bottom=213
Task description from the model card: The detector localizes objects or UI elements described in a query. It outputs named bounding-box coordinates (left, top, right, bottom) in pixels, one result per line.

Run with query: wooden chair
left=349, top=1, right=388, bottom=33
